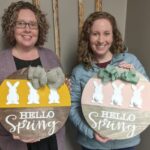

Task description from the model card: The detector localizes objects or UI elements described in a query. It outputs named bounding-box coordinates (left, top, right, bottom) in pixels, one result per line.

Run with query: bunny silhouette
left=130, top=85, right=144, bottom=108
left=48, top=88, right=60, bottom=104
left=27, top=82, right=40, bottom=104
left=6, top=81, right=20, bottom=105
left=92, top=81, right=103, bottom=104
left=111, top=82, right=124, bottom=106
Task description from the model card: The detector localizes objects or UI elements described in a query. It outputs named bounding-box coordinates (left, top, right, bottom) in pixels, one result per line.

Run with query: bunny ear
left=27, top=82, right=32, bottom=88
left=131, top=84, right=136, bottom=90
left=139, top=85, right=144, bottom=91
left=93, top=81, right=98, bottom=87
left=120, top=83, right=125, bottom=89
left=14, top=81, right=20, bottom=87
left=6, top=81, right=12, bottom=88
left=112, top=82, right=116, bottom=88
left=99, top=83, right=102, bottom=87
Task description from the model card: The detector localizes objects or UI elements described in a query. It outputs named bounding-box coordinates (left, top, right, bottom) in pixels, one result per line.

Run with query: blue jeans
left=81, top=146, right=136, bottom=150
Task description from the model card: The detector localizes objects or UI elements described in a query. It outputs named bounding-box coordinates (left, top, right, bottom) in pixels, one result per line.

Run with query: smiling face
left=14, top=9, right=39, bottom=49
left=89, top=18, right=113, bottom=63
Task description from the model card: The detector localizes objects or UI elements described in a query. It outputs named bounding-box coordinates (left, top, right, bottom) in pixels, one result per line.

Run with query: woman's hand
left=13, top=135, right=40, bottom=143
left=118, top=61, right=134, bottom=70
left=94, top=132, right=110, bottom=143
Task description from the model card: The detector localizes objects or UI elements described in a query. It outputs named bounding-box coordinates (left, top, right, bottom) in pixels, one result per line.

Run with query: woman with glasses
left=0, top=1, right=65, bottom=150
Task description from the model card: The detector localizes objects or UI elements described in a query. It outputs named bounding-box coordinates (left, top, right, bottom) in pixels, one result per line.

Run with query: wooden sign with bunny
left=0, top=67, right=71, bottom=141
left=81, top=65, right=150, bottom=140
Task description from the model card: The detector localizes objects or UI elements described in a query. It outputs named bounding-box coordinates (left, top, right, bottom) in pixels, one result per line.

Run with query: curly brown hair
left=1, top=0, right=49, bottom=46
left=78, top=11, right=125, bottom=68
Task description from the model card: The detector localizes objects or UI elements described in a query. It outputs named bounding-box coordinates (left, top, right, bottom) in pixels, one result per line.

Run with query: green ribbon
left=97, top=65, right=139, bottom=84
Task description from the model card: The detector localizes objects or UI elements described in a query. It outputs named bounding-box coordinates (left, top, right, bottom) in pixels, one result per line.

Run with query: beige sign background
left=82, top=74, right=150, bottom=139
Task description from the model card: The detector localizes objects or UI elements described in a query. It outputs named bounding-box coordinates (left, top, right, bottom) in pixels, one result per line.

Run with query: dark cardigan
left=0, top=47, right=65, bottom=150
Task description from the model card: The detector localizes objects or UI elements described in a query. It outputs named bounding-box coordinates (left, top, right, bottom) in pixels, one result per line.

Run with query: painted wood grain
left=52, top=0, right=61, bottom=58
left=32, top=0, right=40, bottom=9
left=78, top=0, right=84, bottom=36
left=81, top=74, right=150, bottom=139
left=95, top=0, right=102, bottom=11
left=0, top=69, right=71, bottom=140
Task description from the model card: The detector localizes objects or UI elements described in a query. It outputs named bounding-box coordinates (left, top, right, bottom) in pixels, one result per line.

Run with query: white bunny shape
left=92, top=81, right=103, bottom=104
left=48, top=88, right=60, bottom=104
left=27, top=82, right=40, bottom=104
left=111, top=82, right=124, bottom=106
left=130, top=85, right=144, bottom=108
left=6, top=81, right=20, bottom=105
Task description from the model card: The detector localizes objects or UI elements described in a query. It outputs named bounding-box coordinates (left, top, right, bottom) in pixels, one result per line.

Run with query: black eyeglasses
left=15, top=21, right=38, bottom=29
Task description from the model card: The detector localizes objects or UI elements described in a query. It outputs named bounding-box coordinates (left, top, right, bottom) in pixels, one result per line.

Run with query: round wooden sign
left=81, top=69, right=150, bottom=140
left=0, top=69, right=71, bottom=141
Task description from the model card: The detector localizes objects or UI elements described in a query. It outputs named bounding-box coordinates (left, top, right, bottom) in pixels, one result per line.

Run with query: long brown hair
left=78, top=11, right=125, bottom=68
left=1, top=1, right=49, bottom=47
